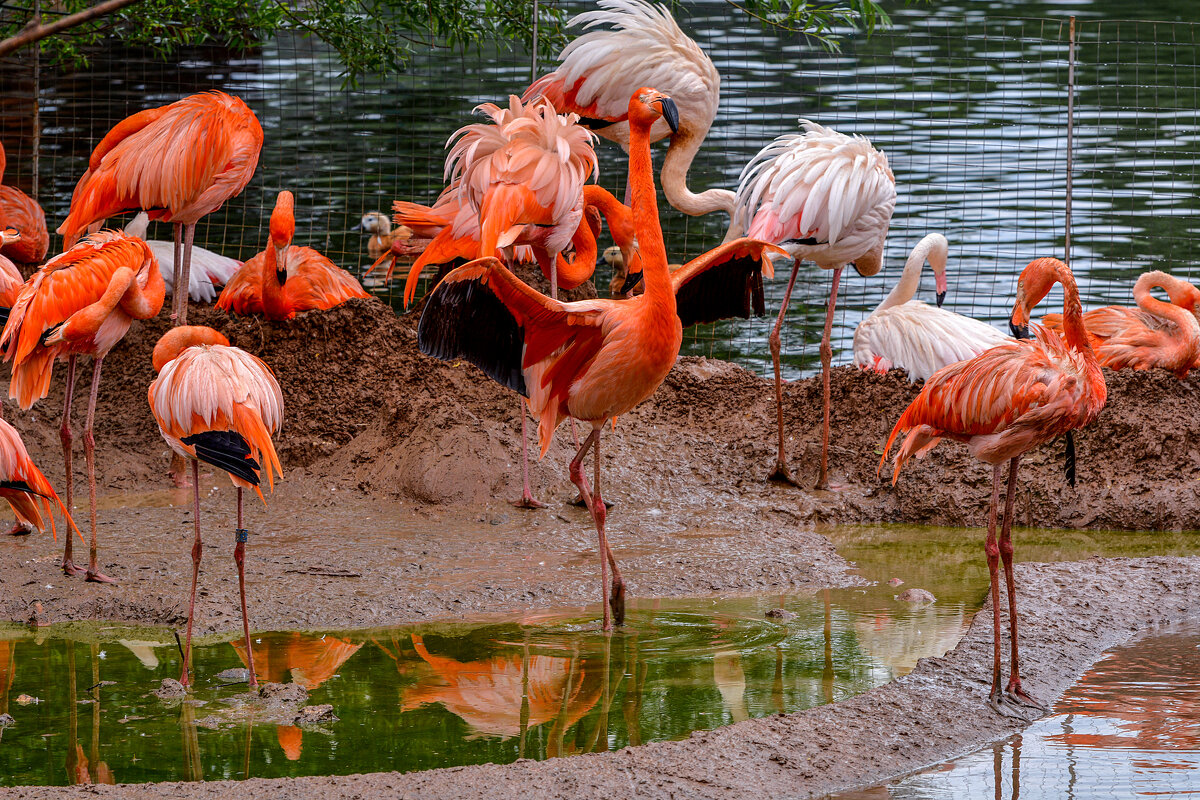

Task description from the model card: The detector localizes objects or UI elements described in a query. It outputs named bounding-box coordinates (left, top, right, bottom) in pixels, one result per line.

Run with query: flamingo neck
left=660, top=129, right=736, bottom=218
left=1134, top=272, right=1200, bottom=361
left=876, top=236, right=943, bottom=312
left=261, top=241, right=290, bottom=318
left=558, top=215, right=598, bottom=288
left=628, top=118, right=673, bottom=310
left=152, top=326, right=230, bottom=372
left=1053, top=263, right=1097, bottom=361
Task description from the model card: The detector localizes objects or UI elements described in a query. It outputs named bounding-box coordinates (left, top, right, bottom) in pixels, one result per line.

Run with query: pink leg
left=815, top=267, right=842, bottom=491
left=61, top=356, right=82, bottom=576
left=768, top=260, right=802, bottom=486
left=175, top=223, right=195, bottom=326
left=984, top=463, right=1017, bottom=716
left=511, top=401, right=547, bottom=509
left=1000, top=456, right=1042, bottom=708
left=235, top=488, right=257, bottom=690
left=170, top=223, right=183, bottom=321
left=181, top=459, right=201, bottom=687
left=83, top=358, right=114, bottom=584
left=569, top=428, right=617, bottom=631
left=594, top=436, right=624, bottom=624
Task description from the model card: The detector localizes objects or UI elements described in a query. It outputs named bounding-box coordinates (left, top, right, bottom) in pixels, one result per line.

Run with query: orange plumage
left=0, top=141, right=48, bottom=263
left=0, top=229, right=27, bottom=308
left=0, top=418, right=76, bottom=539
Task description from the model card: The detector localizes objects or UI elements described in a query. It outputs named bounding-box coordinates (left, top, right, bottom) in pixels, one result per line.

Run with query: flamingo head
left=0, top=227, right=19, bottom=249
left=151, top=326, right=231, bottom=373
left=927, top=240, right=949, bottom=307
left=583, top=205, right=603, bottom=239
left=628, top=87, right=679, bottom=135
left=269, top=191, right=297, bottom=283
left=851, top=241, right=885, bottom=278
left=1010, top=257, right=1068, bottom=339
left=1154, top=272, right=1200, bottom=313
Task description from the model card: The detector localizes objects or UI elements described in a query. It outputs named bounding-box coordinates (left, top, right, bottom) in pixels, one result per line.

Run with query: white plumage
left=123, top=212, right=241, bottom=303
left=853, top=233, right=1010, bottom=382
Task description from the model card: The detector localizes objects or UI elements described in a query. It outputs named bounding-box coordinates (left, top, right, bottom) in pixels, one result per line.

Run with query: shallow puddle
left=831, top=620, right=1200, bottom=799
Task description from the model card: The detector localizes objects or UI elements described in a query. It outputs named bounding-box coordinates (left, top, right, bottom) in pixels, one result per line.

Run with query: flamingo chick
left=1041, top=270, right=1200, bottom=378
left=217, top=191, right=371, bottom=321
left=853, top=233, right=1009, bottom=381
left=418, top=87, right=778, bottom=630
left=881, top=257, right=1106, bottom=714
left=2, top=231, right=164, bottom=581
left=148, top=325, right=283, bottom=689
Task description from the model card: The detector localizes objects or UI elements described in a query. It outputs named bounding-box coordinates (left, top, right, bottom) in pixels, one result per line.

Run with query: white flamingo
left=728, top=119, right=897, bottom=489
left=523, top=0, right=734, bottom=219
left=123, top=213, right=240, bottom=303
left=853, top=233, right=1009, bottom=382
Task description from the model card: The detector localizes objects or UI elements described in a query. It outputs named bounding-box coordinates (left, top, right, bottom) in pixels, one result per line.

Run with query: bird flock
left=0, top=0, right=1193, bottom=717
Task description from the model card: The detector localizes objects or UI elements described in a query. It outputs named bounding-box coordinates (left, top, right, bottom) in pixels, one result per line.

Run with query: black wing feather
left=675, top=254, right=766, bottom=329
left=417, top=274, right=528, bottom=396
left=182, top=431, right=261, bottom=486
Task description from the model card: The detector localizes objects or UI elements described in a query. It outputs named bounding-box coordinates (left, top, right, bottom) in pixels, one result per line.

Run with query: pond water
left=0, top=524, right=1196, bottom=786
left=831, top=619, right=1200, bottom=799
left=3, top=1, right=1200, bottom=377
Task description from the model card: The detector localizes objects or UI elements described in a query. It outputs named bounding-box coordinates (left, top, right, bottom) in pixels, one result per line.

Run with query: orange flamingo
left=216, top=191, right=370, bottom=321
left=881, top=257, right=1106, bottom=713
left=0, top=229, right=27, bottom=312
left=1, top=231, right=164, bottom=582
left=0, top=141, right=48, bottom=264
left=57, top=91, right=263, bottom=326
left=0, top=416, right=76, bottom=539
left=418, top=87, right=778, bottom=630
left=730, top=120, right=896, bottom=489
left=1041, top=270, right=1200, bottom=378
left=148, top=325, right=283, bottom=688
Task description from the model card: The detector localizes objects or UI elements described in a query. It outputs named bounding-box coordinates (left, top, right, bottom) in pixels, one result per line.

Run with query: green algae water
left=0, top=524, right=1197, bottom=786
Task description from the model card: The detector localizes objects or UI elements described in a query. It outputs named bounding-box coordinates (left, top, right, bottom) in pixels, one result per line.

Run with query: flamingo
left=853, top=233, right=1010, bottom=381
left=1041, top=271, right=1200, bottom=378
left=881, top=257, right=1107, bottom=713
left=418, top=87, right=779, bottom=630
left=524, top=0, right=735, bottom=219
left=216, top=191, right=371, bottom=321
left=57, top=91, right=263, bottom=326
left=729, top=120, right=897, bottom=488
left=1, top=231, right=164, bottom=582
left=0, top=416, right=76, bottom=539
left=147, top=325, right=284, bottom=689
left=0, top=140, right=48, bottom=264
left=122, top=212, right=241, bottom=303
left=0, top=229, right=27, bottom=315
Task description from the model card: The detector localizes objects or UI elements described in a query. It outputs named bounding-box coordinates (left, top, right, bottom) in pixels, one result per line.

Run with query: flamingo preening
left=0, top=229, right=27, bottom=314
left=148, top=326, right=284, bottom=689
left=2, top=231, right=164, bottom=582
left=882, top=257, right=1106, bottom=713
left=729, top=120, right=897, bottom=488
left=1041, top=270, right=1200, bottom=378
left=57, top=91, right=263, bottom=326
left=419, top=87, right=778, bottom=630
left=525, top=0, right=735, bottom=219
left=0, top=141, right=48, bottom=264
left=122, top=213, right=241, bottom=303
left=853, top=233, right=1010, bottom=381
left=216, top=191, right=371, bottom=321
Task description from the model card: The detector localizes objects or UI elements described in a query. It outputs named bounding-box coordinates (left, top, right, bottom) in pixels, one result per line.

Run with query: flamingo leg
left=767, top=259, right=802, bottom=486
left=60, top=356, right=82, bottom=576
left=511, top=401, right=547, bottom=509
left=175, top=223, right=195, bottom=326
left=999, top=455, right=1042, bottom=708
left=594, top=434, right=624, bottom=624
left=181, top=459, right=201, bottom=687
left=985, top=463, right=1021, bottom=717
left=83, top=358, right=114, bottom=584
left=815, top=266, right=843, bottom=491
left=234, top=487, right=257, bottom=690
left=568, top=428, right=616, bottom=631
left=170, top=223, right=183, bottom=320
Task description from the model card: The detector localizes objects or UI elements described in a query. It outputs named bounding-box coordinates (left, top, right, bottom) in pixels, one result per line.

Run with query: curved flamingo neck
left=1048, top=261, right=1096, bottom=361
left=558, top=215, right=598, bottom=287
left=152, top=326, right=230, bottom=372
left=876, top=235, right=946, bottom=312
left=1134, top=272, right=1199, bottom=359
left=627, top=116, right=672, bottom=309
left=659, top=129, right=736, bottom=218
left=261, top=243, right=290, bottom=318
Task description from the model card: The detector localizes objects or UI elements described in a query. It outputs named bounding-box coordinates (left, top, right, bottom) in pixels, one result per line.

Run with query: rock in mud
left=15, top=694, right=39, bottom=705
left=259, top=682, right=308, bottom=705
left=214, top=668, right=250, bottom=683
left=895, top=588, right=936, bottom=604
left=888, top=578, right=905, bottom=586
left=154, top=678, right=187, bottom=699
left=0, top=713, right=13, bottom=728
left=295, top=704, right=338, bottom=726
left=765, top=608, right=797, bottom=621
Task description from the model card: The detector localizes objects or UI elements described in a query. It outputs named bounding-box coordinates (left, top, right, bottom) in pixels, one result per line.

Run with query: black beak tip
left=276, top=269, right=288, bottom=286
left=1009, top=319, right=1030, bottom=340
left=657, top=98, right=680, bottom=134
left=935, top=290, right=946, bottom=308
left=622, top=270, right=644, bottom=296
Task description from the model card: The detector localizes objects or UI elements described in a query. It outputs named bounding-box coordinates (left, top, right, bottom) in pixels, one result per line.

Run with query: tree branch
left=0, top=0, right=146, bottom=58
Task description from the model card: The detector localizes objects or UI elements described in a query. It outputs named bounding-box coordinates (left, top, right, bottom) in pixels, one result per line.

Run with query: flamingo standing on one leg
left=853, top=233, right=1010, bottom=381
left=217, top=191, right=371, bottom=320
left=881, top=257, right=1106, bottom=713
left=1040, top=270, right=1200, bottom=378
left=1, top=231, right=165, bottom=582
left=0, top=141, right=48, bottom=264
left=57, top=91, right=263, bottom=327
left=524, top=0, right=735, bottom=219
left=729, top=120, right=897, bottom=489
left=418, top=87, right=778, bottom=630
left=147, top=325, right=284, bottom=689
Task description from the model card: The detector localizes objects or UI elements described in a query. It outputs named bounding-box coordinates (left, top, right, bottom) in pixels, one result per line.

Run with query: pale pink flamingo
left=148, top=325, right=284, bottom=689
left=58, top=91, right=263, bottom=326
left=1041, top=270, right=1200, bottom=378
left=881, top=257, right=1107, bottom=713
left=123, top=212, right=241, bottom=303
left=419, top=88, right=779, bottom=630
left=0, top=140, right=48, bottom=264
left=853, top=233, right=1009, bottom=381
left=1, top=231, right=164, bottom=582
left=729, top=120, right=897, bottom=488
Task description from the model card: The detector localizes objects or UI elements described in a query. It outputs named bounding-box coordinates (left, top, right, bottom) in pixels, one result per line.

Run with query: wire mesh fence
left=2, top=2, right=1200, bottom=378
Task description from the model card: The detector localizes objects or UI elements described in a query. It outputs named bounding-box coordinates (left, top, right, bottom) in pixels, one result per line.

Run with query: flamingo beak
left=935, top=272, right=947, bottom=307
left=1009, top=318, right=1030, bottom=339
left=656, top=98, right=680, bottom=134
left=275, top=246, right=288, bottom=285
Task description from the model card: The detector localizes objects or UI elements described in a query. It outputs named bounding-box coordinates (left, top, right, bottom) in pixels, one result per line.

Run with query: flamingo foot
left=570, top=494, right=614, bottom=509
left=85, top=570, right=117, bottom=585
left=510, top=492, right=548, bottom=510
left=62, top=559, right=86, bottom=577
left=6, top=521, right=33, bottom=536
left=768, top=461, right=801, bottom=486
left=1006, top=676, right=1046, bottom=710
left=609, top=577, right=626, bottom=626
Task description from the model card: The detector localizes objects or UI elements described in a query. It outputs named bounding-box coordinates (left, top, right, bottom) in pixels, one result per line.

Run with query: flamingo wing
left=284, top=248, right=371, bottom=312
left=216, top=257, right=264, bottom=315
left=670, top=238, right=781, bottom=327
left=852, top=303, right=1010, bottom=383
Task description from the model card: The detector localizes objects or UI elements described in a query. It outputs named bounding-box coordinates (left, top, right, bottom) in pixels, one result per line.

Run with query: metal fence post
left=1065, top=15, right=1075, bottom=266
